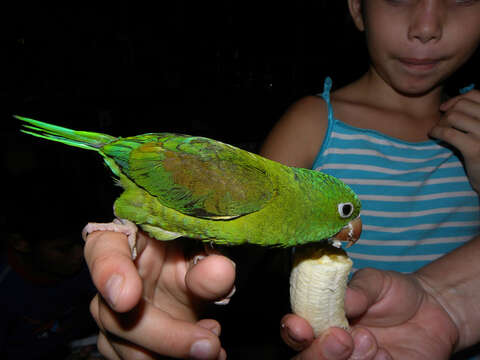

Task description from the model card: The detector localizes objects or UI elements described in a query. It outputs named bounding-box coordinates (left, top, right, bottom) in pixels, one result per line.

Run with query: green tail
left=15, top=115, right=116, bottom=151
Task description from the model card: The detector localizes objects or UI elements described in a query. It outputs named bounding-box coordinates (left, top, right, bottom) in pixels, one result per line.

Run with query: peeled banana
left=289, top=243, right=353, bottom=337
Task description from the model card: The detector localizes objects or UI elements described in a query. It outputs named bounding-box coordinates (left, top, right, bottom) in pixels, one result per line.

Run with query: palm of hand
left=348, top=270, right=458, bottom=359
left=135, top=236, right=200, bottom=322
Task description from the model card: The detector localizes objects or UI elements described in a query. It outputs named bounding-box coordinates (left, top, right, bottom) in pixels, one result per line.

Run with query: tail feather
left=15, top=115, right=116, bottom=151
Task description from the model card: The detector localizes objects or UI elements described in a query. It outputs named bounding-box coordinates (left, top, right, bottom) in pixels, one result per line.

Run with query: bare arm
left=416, top=235, right=480, bottom=351
left=260, top=95, right=328, bottom=167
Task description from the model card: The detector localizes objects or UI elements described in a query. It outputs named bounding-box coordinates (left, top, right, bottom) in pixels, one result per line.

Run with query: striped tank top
left=312, top=78, right=480, bottom=273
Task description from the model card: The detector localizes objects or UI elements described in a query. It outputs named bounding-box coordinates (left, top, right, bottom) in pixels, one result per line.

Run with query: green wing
left=102, top=133, right=275, bottom=219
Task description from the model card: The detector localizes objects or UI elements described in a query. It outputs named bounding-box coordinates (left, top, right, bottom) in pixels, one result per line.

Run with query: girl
left=262, top=0, right=480, bottom=274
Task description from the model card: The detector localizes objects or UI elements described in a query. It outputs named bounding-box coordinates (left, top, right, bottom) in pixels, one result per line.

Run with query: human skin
left=281, top=235, right=480, bottom=360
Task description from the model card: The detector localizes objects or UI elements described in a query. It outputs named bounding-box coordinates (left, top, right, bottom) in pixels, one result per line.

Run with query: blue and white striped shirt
left=312, top=78, right=480, bottom=273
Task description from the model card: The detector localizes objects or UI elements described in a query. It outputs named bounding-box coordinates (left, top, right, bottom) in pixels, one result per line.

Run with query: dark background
left=1, top=1, right=479, bottom=358
left=2, top=1, right=368, bottom=139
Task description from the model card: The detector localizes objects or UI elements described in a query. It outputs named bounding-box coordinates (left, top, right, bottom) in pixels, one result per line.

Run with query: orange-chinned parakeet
left=16, top=116, right=362, bottom=258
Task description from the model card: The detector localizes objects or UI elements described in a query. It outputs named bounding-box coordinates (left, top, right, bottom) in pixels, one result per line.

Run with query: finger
left=196, top=319, right=222, bottom=336
left=97, top=331, right=122, bottom=360
left=350, top=271, right=423, bottom=328
left=104, top=332, right=160, bottom=360
left=280, top=313, right=314, bottom=351
left=350, top=327, right=378, bottom=360
left=84, top=231, right=143, bottom=312
left=218, top=348, right=227, bottom=360
left=374, top=348, right=393, bottom=360
left=90, top=294, right=104, bottom=331
left=93, top=297, right=158, bottom=359
left=345, top=286, right=370, bottom=319
left=196, top=320, right=228, bottom=360
left=429, top=125, right=479, bottom=159
left=96, top=296, right=222, bottom=359
left=185, top=254, right=236, bottom=303
left=439, top=107, right=480, bottom=131
left=345, top=268, right=385, bottom=319
left=440, top=90, right=480, bottom=112
left=437, top=100, right=480, bottom=133
left=290, top=328, right=353, bottom=360
left=96, top=294, right=178, bottom=360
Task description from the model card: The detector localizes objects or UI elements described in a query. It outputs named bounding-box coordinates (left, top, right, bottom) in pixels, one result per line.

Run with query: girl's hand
left=280, top=269, right=458, bottom=360
left=84, top=231, right=235, bottom=359
left=430, top=89, right=480, bottom=192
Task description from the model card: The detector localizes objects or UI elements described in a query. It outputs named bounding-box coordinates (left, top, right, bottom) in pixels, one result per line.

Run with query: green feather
left=15, top=115, right=115, bottom=151
left=16, top=115, right=361, bottom=247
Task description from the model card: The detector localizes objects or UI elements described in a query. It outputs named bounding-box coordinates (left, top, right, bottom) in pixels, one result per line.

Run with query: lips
left=398, top=57, right=440, bottom=71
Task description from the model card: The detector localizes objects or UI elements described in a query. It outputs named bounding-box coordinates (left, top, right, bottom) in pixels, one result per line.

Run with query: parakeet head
left=329, top=180, right=362, bottom=246
left=296, top=169, right=362, bottom=247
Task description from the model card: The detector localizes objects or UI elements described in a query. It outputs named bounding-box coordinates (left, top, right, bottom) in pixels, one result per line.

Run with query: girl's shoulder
left=260, top=95, right=328, bottom=168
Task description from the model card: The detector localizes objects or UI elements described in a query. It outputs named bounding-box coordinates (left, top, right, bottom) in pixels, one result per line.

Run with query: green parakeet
left=16, top=116, right=361, bottom=255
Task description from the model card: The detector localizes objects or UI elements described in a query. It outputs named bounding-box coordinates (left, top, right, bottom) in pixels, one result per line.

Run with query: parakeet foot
left=82, top=219, right=138, bottom=259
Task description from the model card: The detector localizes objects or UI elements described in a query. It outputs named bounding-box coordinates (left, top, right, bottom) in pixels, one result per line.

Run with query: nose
left=408, top=0, right=445, bottom=44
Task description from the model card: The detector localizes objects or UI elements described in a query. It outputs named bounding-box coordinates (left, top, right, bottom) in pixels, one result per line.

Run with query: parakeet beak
left=331, top=217, right=362, bottom=248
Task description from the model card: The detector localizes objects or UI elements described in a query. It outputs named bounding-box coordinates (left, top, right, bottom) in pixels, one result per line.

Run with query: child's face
left=349, top=0, right=480, bottom=95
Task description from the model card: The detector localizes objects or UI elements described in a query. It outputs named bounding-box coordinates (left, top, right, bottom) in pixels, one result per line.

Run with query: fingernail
left=351, top=329, right=375, bottom=358
left=320, top=331, right=350, bottom=359
left=209, top=325, right=221, bottom=337
left=283, top=323, right=307, bottom=345
left=218, top=348, right=227, bottom=360
left=190, top=339, right=215, bottom=360
left=105, top=274, right=123, bottom=308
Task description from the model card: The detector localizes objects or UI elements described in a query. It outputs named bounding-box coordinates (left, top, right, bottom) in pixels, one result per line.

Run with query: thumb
left=84, top=230, right=143, bottom=312
left=185, top=254, right=236, bottom=303
left=344, top=268, right=387, bottom=319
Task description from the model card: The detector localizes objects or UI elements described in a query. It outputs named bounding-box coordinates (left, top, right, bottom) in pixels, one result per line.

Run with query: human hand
left=83, top=230, right=236, bottom=359
left=280, top=268, right=459, bottom=360
left=430, top=89, right=480, bottom=192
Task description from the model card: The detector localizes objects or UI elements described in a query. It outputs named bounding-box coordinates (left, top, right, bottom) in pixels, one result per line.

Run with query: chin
left=375, top=60, right=448, bottom=97
left=391, top=75, right=444, bottom=97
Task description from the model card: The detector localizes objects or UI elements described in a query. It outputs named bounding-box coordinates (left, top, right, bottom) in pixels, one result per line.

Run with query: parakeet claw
left=82, top=219, right=139, bottom=259
left=193, top=254, right=206, bottom=265
left=214, top=286, right=236, bottom=305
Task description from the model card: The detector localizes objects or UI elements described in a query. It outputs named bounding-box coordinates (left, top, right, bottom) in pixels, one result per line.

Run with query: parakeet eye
left=338, top=203, right=354, bottom=218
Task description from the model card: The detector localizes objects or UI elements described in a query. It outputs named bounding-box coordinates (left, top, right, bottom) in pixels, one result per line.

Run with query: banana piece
left=289, top=243, right=352, bottom=337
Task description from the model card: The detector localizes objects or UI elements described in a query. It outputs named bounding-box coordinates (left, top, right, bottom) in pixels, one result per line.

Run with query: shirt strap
left=321, top=77, right=334, bottom=122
